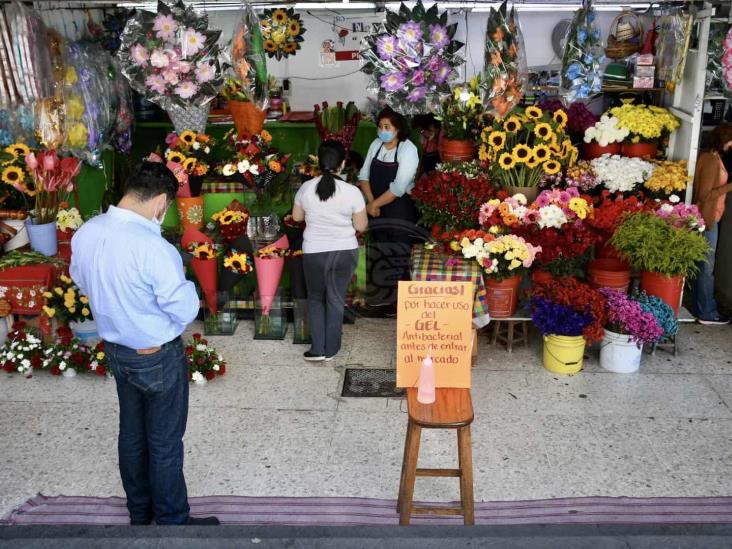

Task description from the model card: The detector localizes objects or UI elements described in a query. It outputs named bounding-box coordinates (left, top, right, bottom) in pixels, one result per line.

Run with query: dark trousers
left=303, top=249, right=358, bottom=357
left=367, top=228, right=414, bottom=307
left=106, top=338, right=190, bottom=525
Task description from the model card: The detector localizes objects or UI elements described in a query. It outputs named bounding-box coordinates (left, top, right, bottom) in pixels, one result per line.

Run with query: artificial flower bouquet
left=590, top=154, right=655, bottom=193
left=186, top=332, right=226, bottom=384
left=412, top=160, right=494, bottom=234
left=609, top=103, right=680, bottom=144
left=643, top=160, right=690, bottom=197
left=479, top=105, right=577, bottom=190
left=260, top=7, right=306, bottom=60
left=599, top=288, right=663, bottom=347
left=559, top=0, right=603, bottom=103
left=0, top=321, right=43, bottom=377
left=42, top=273, right=93, bottom=324
left=360, top=0, right=463, bottom=113
left=118, top=0, right=224, bottom=110
left=436, top=77, right=488, bottom=142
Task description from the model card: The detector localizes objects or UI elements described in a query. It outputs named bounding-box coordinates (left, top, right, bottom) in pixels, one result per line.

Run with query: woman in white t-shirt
left=292, top=141, right=368, bottom=361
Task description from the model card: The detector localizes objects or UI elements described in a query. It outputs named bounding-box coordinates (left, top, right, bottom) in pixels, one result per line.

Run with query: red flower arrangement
left=531, top=277, right=607, bottom=342
left=587, top=191, right=646, bottom=240
left=512, top=222, right=600, bottom=277
left=186, top=332, right=226, bottom=383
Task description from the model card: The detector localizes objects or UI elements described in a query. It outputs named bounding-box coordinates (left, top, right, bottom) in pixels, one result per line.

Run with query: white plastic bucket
left=69, top=319, right=100, bottom=346
left=600, top=329, right=642, bottom=373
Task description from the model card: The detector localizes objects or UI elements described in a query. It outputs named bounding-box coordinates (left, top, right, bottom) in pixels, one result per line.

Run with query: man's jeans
left=106, top=337, right=189, bottom=525
left=692, top=222, right=720, bottom=320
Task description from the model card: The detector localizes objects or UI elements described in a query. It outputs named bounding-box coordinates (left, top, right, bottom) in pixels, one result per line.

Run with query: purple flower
left=145, top=74, right=167, bottom=94
left=397, top=21, right=423, bottom=44
left=411, top=69, right=425, bottom=86
left=433, top=60, right=452, bottom=85
left=406, top=86, right=427, bottom=103
left=531, top=297, right=592, bottom=337
left=376, top=35, right=399, bottom=61
left=427, top=56, right=440, bottom=72
left=380, top=71, right=407, bottom=92
left=429, top=24, right=450, bottom=49
left=599, top=288, right=663, bottom=346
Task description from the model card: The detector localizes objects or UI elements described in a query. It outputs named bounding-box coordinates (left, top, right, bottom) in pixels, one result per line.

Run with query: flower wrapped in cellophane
left=360, top=0, right=464, bottom=114
left=559, top=0, right=604, bottom=103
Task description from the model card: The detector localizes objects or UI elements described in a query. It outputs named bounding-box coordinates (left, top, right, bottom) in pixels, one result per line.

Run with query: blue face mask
left=378, top=130, right=395, bottom=143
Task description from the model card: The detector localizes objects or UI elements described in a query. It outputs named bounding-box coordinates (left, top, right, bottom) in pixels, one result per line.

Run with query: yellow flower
left=80, top=296, right=89, bottom=304
left=5, top=143, right=30, bottom=159
left=568, top=198, right=589, bottom=219
left=533, top=144, right=551, bottom=162
left=512, top=144, right=532, bottom=163
left=498, top=152, right=516, bottom=170
left=179, top=130, right=197, bottom=145
left=67, top=124, right=88, bottom=148
left=534, top=123, right=554, bottom=141
left=54, top=287, right=63, bottom=296
left=81, top=307, right=90, bottom=317
left=60, top=275, right=71, bottom=283
left=487, top=131, right=506, bottom=150
left=166, top=151, right=186, bottom=164
left=272, top=28, right=287, bottom=45
left=260, top=130, right=272, bottom=142
left=65, top=67, right=78, bottom=86
left=66, top=97, right=85, bottom=120
left=525, top=155, right=540, bottom=169
left=97, top=352, right=105, bottom=361
left=272, top=8, right=288, bottom=25
left=1, top=166, right=24, bottom=186
left=43, top=306, right=56, bottom=318
left=43, top=291, right=53, bottom=299
left=288, top=19, right=301, bottom=37
left=553, top=109, right=568, bottom=129
left=182, top=157, right=197, bottom=172
left=503, top=117, right=521, bottom=133
left=68, top=307, right=76, bottom=314
left=543, top=160, right=561, bottom=175
left=264, top=39, right=277, bottom=53
left=525, top=106, right=543, bottom=119
left=478, top=144, right=490, bottom=162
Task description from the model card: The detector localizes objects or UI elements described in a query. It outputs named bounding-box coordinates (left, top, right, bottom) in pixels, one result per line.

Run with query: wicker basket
left=605, top=10, right=643, bottom=60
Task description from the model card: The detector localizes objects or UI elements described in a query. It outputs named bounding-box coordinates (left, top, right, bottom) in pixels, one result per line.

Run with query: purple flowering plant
left=530, top=297, right=593, bottom=337
left=599, top=288, right=663, bottom=347
left=360, top=1, right=464, bottom=114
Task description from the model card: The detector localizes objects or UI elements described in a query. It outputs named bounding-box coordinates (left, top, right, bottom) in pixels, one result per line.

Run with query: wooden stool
left=490, top=320, right=529, bottom=353
left=397, top=388, right=475, bottom=525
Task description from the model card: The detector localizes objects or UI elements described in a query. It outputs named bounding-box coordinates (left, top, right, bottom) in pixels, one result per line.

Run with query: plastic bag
left=560, top=0, right=604, bottom=103
left=111, top=58, right=134, bottom=153
left=706, top=24, right=726, bottom=91
left=359, top=0, right=464, bottom=115
left=118, top=0, right=224, bottom=110
left=481, top=1, right=527, bottom=118
left=723, top=27, right=732, bottom=95
left=230, top=1, right=269, bottom=109
left=655, top=10, right=693, bottom=91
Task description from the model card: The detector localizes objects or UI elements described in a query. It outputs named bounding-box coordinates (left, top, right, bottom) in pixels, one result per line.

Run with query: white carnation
left=591, top=154, right=655, bottom=193
left=192, top=371, right=204, bottom=383
left=584, top=115, right=630, bottom=146
left=196, top=344, right=207, bottom=352
left=213, top=364, right=220, bottom=372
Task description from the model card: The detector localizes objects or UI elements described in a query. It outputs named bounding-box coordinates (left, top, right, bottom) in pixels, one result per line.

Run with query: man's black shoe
left=186, top=516, right=221, bottom=525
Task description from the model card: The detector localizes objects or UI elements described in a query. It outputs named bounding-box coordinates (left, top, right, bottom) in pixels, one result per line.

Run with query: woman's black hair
left=377, top=107, right=410, bottom=141
left=702, top=122, right=732, bottom=153
left=123, top=161, right=179, bottom=202
left=316, top=140, right=346, bottom=201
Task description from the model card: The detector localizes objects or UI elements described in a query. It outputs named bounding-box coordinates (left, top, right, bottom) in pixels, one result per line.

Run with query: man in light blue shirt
left=71, top=162, right=218, bottom=526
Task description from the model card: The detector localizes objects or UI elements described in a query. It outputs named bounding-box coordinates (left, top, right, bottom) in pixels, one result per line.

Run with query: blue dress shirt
left=70, top=206, right=199, bottom=349
left=357, top=138, right=419, bottom=197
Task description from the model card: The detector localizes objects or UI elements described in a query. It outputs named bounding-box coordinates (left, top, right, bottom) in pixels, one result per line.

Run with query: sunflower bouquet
left=260, top=7, right=306, bottom=60
left=164, top=130, right=214, bottom=178
left=609, top=103, right=680, bottom=144
left=1, top=142, right=34, bottom=210
left=479, top=105, right=577, bottom=189
left=42, top=273, right=93, bottom=324
left=211, top=206, right=249, bottom=244
left=187, top=241, right=220, bottom=259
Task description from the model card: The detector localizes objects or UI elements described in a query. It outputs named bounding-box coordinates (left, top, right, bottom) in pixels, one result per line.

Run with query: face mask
left=152, top=202, right=169, bottom=226
left=378, top=130, right=395, bottom=143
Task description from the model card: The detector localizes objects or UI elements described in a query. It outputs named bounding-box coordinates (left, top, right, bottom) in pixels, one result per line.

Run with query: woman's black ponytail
left=316, top=140, right=346, bottom=201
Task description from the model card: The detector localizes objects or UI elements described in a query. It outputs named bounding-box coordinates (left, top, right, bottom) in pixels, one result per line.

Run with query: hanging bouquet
left=599, top=288, right=663, bottom=347
left=609, top=103, right=680, bottom=144
left=560, top=0, right=603, bottom=103
left=563, top=161, right=601, bottom=192
left=0, top=321, right=44, bottom=377
left=643, top=160, right=690, bottom=197
left=478, top=234, right=541, bottom=280
left=118, top=0, right=224, bottom=109
left=313, top=101, right=361, bottom=152
left=530, top=277, right=607, bottom=342
left=436, top=77, right=488, bottom=142
left=24, top=149, right=82, bottom=225
left=480, top=106, right=577, bottom=189
left=260, top=7, right=306, bottom=60
left=583, top=115, right=629, bottom=147
left=591, top=154, right=654, bottom=193
left=412, top=160, right=494, bottom=233
left=539, top=100, right=598, bottom=141
left=481, top=1, right=527, bottom=118
left=186, top=332, right=226, bottom=384
left=360, top=0, right=464, bottom=114
left=229, top=1, right=269, bottom=114
left=42, top=273, right=93, bottom=323
left=164, top=130, right=214, bottom=178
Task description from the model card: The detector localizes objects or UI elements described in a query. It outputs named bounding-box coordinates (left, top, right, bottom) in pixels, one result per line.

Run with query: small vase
left=62, top=368, right=77, bottom=378
left=166, top=103, right=211, bottom=134
left=438, top=138, right=476, bottom=163
left=505, top=185, right=538, bottom=203
left=25, top=219, right=58, bottom=256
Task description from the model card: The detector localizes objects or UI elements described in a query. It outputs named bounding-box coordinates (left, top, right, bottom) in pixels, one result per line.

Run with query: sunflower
left=5, top=143, right=30, bottom=159
left=193, top=244, right=216, bottom=260
left=283, top=42, right=298, bottom=55
left=525, top=106, right=543, bottom=120
left=166, top=151, right=185, bottom=164
left=525, top=155, right=540, bottom=169
left=288, top=19, right=301, bottom=37
left=179, top=130, right=196, bottom=145
left=553, top=109, right=568, bottom=129
left=272, top=9, right=288, bottom=25
left=498, top=152, right=516, bottom=170
left=219, top=211, right=236, bottom=225
left=512, top=144, right=531, bottom=163
left=1, top=165, right=24, bottom=185
left=543, top=160, right=561, bottom=175
left=488, top=131, right=506, bottom=150
left=503, top=116, right=522, bottom=133
left=264, top=39, right=277, bottom=53
left=182, top=157, right=197, bottom=172
left=534, top=123, right=554, bottom=141
left=533, top=144, right=551, bottom=162
left=224, top=253, right=251, bottom=274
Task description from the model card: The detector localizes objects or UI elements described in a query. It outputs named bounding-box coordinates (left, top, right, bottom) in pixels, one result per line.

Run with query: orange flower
left=498, top=203, right=510, bottom=215
left=260, top=130, right=272, bottom=142
left=268, top=159, right=282, bottom=172
left=492, top=27, right=504, bottom=42
left=503, top=214, right=518, bottom=225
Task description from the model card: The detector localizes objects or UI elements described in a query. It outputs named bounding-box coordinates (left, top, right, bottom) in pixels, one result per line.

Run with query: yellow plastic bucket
left=543, top=335, right=586, bottom=375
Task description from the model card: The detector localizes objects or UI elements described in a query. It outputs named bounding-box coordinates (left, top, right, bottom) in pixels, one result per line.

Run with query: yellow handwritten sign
left=396, top=281, right=473, bottom=388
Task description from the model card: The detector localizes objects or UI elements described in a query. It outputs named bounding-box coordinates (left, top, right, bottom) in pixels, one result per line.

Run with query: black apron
left=421, top=149, right=441, bottom=174
left=366, top=143, right=418, bottom=307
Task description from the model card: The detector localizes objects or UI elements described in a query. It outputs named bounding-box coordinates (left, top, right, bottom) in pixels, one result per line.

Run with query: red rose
left=219, top=363, right=226, bottom=375
left=196, top=357, right=205, bottom=366
left=57, top=326, right=72, bottom=338
left=192, top=333, right=202, bottom=341
left=95, top=366, right=106, bottom=376
left=201, top=339, right=208, bottom=346
left=71, top=352, right=85, bottom=365
left=205, top=370, right=215, bottom=380
left=96, top=341, right=105, bottom=352
left=185, top=346, right=194, bottom=356
left=50, top=366, right=61, bottom=376
left=31, top=356, right=42, bottom=368
left=12, top=321, right=26, bottom=331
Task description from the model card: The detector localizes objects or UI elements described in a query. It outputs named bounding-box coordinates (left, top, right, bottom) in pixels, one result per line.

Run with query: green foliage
left=610, top=212, right=709, bottom=277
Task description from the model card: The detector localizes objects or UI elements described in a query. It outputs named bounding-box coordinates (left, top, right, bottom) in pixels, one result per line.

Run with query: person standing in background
left=71, top=162, right=219, bottom=526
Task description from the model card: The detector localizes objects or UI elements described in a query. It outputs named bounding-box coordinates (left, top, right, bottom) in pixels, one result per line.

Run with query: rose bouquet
left=644, top=160, right=690, bottom=197
left=481, top=1, right=527, bottom=118
left=609, top=103, right=680, bottom=144
left=412, top=160, right=494, bottom=234
left=42, top=273, right=93, bottom=323
left=186, top=332, right=225, bottom=384
left=591, top=154, right=654, bottom=193
left=0, top=321, right=44, bottom=377
left=559, top=0, right=603, bottom=103
left=599, top=288, right=663, bottom=347
left=479, top=105, right=577, bottom=190
left=436, top=77, right=488, bottom=142
left=360, top=0, right=464, bottom=114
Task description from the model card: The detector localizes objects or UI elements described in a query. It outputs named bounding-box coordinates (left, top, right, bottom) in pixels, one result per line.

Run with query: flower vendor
left=691, top=122, right=732, bottom=325
left=357, top=107, right=420, bottom=313
left=411, top=113, right=442, bottom=176
left=70, top=162, right=219, bottom=526
left=292, top=141, right=368, bottom=362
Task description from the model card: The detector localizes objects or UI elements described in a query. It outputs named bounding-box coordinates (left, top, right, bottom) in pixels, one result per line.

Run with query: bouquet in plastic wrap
left=260, top=7, right=306, bottom=60
left=110, top=58, right=134, bottom=153
left=360, top=0, right=464, bottom=114
left=481, top=1, right=527, bottom=118
left=723, top=27, right=732, bottom=95
left=560, top=0, right=603, bottom=103
left=655, top=11, right=693, bottom=92
left=118, top=0, right=224, bottom=111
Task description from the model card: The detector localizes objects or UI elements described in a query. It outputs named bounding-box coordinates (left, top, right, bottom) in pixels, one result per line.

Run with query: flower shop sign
left=396, top=281, right=472, bottom=389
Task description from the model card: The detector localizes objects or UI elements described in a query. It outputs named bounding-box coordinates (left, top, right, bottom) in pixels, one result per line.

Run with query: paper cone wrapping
left=254, top=234, right=289, bottom=315
left=191, top=257, right=218, bottom=315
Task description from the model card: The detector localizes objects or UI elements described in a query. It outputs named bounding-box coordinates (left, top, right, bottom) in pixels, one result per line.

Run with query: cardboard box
left=633, top=76, right=655, bottom=89
left=637, top=53, right=654, bottom=65
left=635, top=65, right=655, bottom=78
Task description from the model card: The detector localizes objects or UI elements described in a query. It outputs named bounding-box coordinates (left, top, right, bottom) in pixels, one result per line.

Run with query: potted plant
left=42, top=273, right=98, bottom=344
left=436, top=78, right=487, bottom=162
left=582, top=115, right=629, bottom=159
left=609, top=103, right=680, bottom=158
left=531, top=277, right=606, bottom=374
left=643, top=160, right=690, bottom=199
left=598, top=288, right=663, bottom=373
left=610, top=209, right=709, bottom=315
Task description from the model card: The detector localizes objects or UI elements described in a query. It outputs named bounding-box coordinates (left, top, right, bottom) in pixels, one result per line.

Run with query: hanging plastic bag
left=559, top=0, right=604, bottom=103
left=723, top=27, right=732, bottom=95
left=655, top=10, right=693, bottom=92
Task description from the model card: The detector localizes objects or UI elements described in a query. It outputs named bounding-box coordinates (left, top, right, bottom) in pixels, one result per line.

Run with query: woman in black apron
left=412, top=114, right=442, bottom=177
left=357, top=108, right=420, bottom=313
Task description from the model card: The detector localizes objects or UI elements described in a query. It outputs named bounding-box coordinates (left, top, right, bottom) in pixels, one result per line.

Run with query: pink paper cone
left=191, top=257, right=218, bottom=315
left=254, top=234, right=289, bottom=315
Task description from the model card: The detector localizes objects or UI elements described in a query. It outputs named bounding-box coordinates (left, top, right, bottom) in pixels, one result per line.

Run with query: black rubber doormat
left=341, top=368, right=405, bottom=398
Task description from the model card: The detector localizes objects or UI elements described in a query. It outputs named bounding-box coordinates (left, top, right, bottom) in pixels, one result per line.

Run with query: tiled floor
left=1, top=318, right=731, bottom=517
